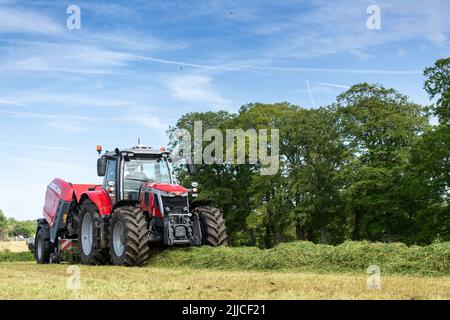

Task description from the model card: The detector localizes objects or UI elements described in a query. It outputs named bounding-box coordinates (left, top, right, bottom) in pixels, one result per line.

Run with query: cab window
left=104, top=159, right=117, bottom=188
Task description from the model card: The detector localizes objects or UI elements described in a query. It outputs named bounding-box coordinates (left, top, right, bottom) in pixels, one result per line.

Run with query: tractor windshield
left=123, top=157, right=171, bottom=200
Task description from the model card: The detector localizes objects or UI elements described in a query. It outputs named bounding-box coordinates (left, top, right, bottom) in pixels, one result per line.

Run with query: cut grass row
left=148, top=241, right=450, bottom=276
left=1, top=241, right=448, bottom=275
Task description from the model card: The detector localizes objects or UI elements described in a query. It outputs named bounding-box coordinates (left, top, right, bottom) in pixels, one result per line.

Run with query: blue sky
left=0, top=0, right=449, bottom=220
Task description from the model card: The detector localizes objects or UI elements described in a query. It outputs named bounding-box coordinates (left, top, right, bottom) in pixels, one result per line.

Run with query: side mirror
left=186, top=162, right=196, bottom=176
left=97, top=158, right=107, bottom=177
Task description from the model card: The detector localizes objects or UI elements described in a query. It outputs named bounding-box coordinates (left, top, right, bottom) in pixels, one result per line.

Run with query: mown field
left=0, top=241, right=449, bottom=299
left=0, top=240, right=28, bottom=253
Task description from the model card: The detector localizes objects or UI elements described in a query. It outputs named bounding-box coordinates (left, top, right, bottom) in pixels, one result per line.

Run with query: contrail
left=306, top=80, right=316, bottom=108
left=254, top=66, right=421, bottom=75
left=317, top=82, right=351, bottom=89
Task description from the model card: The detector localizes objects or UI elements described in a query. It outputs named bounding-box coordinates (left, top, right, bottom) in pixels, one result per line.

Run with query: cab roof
left=104, top=144, right=170, bottom=157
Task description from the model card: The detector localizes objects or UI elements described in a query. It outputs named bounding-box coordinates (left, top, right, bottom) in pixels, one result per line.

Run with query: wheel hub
left=81, top=213, right=93, bottom=255
left=113, top=221, right=125, bottom=257
left=37, top=238, right=43, bottom=260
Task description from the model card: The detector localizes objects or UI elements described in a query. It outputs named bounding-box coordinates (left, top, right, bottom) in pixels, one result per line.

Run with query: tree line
left=169, top=57, right=450, bottom=247
left=0, top=209, right=36, bottom=240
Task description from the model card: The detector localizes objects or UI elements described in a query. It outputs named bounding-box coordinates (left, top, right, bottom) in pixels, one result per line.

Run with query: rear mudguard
left=79, top=189, right=113, bottom=215
left=36, top=219, right=50, bottom=240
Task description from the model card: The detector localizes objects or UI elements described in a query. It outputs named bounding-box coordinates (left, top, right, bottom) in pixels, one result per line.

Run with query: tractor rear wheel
left=194, top=206, right=227, bottom=246
left=78, top=200, right=110, bottom=265
left=109, top=206, right=149, bottom=267
left=35, top=228, right=51, bottom=264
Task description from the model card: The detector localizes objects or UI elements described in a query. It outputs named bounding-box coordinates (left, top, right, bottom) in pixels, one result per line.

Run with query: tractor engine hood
left=142, top=183, right=189, bottom=196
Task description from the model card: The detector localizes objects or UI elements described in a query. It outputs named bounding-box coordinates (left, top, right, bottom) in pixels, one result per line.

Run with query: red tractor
left=34, top=144, right=227, bottom=266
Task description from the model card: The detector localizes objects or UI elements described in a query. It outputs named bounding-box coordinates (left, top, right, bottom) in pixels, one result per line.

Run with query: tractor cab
left=97, top=144, right=175, bottom=203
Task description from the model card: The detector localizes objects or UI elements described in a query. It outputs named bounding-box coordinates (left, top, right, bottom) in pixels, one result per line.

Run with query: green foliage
left=0, top=210, right=37, bottom=239
left=0, top=250, right=34, bottom=262
left=421, top=59, right=450, bottom=232
left=148, top=241, right=450, bottom=276
left=424, top=57, right=450, bottom=123
left=7, top=218, right=36, bottom=238
left=336, top=83, right=429, bottom=242
left=167, top=58, right=449, bottom=247
left=0, top=210, right=8, bottom=240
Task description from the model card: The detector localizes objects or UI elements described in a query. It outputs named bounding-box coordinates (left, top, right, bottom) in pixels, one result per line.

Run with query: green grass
left=147, top=241, right=449, bottom=276
left=1, top=241, right=448, bottom=276
left=0, top=250, right=33, bottom=262
left=1, top=241, right=448, bottom=299
left=0, top=262, right=449, bottom=299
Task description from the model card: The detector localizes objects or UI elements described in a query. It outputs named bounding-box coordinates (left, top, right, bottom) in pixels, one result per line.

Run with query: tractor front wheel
left=194, top=206, right=227, bottom=246
left=109, top=206, right=149, bottom=267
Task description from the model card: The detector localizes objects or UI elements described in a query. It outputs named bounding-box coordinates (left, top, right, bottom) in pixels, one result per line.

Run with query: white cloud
left=122, top=107, right=170, bottom=131
left=0, top=98, right=23, bottom=106
left=130, top=54, right=218, bottom=70
left=0, top=109, right=91, bottom=132
left=1, top=43, right=135, bottom=74
left=0, top=142, right=80, bottom=151
left=47, top=120, right=89, bottom=132
left=234, top=0, right=450, bottom=61
left=0, top=7, right=62, bottom=34
left=167, top=75, right=230, bottom=107
left=397, top=47, right=408, bottom=57
left=349, top=49, right=371, bottom=61
left=0, top=109, right=90, bottom=121
left=7, top=92, right=135, bottom=108
left=125, top=114, right=169, bottom=131
left=253, top=66, right=421, bottom=75
left=88, top=32, right=187, bottom=52
left=0, top=27, right=189, bottom=74
left=0, top=1, right=448, bottom=79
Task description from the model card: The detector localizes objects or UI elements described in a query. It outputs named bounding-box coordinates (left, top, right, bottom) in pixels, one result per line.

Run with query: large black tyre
left=109, top=206, right=149, bottom=267
left=194, top=206, right=227, bottom=246
left=78, top=200, right=110, bottom=265
left=35, top=228, right=51, bottom=264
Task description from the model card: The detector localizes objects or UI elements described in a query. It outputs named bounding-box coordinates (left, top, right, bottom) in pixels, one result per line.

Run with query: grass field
left=0, top=241, right=28, bottom=253
left=0, top=262, right=449, bottom=300
left=1, top=241, right=448, bottom=299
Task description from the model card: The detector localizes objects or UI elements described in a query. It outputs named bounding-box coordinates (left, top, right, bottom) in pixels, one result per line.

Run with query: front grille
left=161, top=196, right=188, bottom=213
